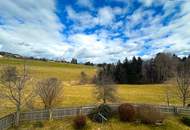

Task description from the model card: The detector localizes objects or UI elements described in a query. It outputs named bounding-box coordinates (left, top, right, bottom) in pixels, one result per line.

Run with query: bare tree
left=154, top=53, right=176, bottom=82
left=36, top=77, right=62, bottom=120
left=94, top=70, right=117, bottom=104
left=0, top=63, right=32, bottom=126
left=176, top=61, right=190, bottom=107
left=164, top=80, right=174, bottom=106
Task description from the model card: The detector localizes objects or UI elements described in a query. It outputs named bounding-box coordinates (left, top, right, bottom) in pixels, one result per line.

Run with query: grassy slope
left=0, top=57, right=181, bottom=116
left=0, top=57, right=96, bottom=116
left=0, top=57, right=187, bottom=130
left=0, top=57, right=96, bottom=81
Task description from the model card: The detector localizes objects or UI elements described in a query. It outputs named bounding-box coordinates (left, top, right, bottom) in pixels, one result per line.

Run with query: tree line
left=97, top=53, right=190, bottom=84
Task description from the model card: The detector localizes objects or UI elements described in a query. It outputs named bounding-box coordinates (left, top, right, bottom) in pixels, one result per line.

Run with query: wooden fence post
left=173, top=106, right=178, bottom=115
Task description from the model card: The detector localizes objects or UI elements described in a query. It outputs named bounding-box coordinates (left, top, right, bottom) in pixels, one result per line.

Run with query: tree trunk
left=183, top=97, right=186, bottom=107
left=15, top=105, right=20, bottom=127
left=49, top=109, right=53, bottom=121
left=166, top=92, right=170, bottom=106
left=103, top=98, right=106, bottom=104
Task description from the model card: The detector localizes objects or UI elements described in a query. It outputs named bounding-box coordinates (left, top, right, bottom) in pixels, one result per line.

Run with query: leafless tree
left=154, top=53, right=176, bottom=82
left=94, top=70, right=117, bottom=104
left=0, top=63, right=33, bottom=126
left=176, top=61, right=190, bottom=107
left=36, top=77, right=62, bottom=120
left=164, top=80, right=174, bottom=106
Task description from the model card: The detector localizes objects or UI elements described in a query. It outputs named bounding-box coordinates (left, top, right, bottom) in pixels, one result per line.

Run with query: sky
left=0, top=0, right=190, bottom=63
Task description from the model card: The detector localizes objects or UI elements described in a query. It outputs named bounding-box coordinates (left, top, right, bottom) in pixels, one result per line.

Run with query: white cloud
left=139, top=0, right=153, bottom=7
left=98, top=6, right=115, bottom=25
left=66, top=6, right=98, bottom=31
left=77, top=0, right=93, bottom=9
left=66, top=6, right=120, bottom=32
left=0, top=0, right=190, bottom=63
left=0, top=0, right=71, bottom=58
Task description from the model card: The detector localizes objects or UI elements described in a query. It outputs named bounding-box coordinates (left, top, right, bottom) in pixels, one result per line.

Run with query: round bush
left=181, top=116, right=190, bottom=126
left=89, top=104, right=112, bottom=123
left=118, top=103, right=136, bottom=122
left=73, top=115, right=86, bottom=129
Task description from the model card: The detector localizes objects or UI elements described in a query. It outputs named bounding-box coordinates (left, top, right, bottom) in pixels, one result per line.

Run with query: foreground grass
left=9, top=116, right=190, bottom=130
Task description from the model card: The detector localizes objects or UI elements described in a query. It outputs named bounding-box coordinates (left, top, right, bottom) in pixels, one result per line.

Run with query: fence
left=0, top=113, right=15, bottom=130
left=1, top=103, right=190, bottom=130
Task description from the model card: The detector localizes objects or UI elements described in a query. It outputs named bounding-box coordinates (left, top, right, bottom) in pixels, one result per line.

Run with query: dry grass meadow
left=0, top=57, right=187, bottom=130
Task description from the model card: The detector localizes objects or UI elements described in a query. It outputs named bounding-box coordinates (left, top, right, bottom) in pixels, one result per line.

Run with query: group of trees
left=98, top=52, right=190, bottom=107
left=100, top=53, right=190, bottom=84
left=0, top=63, right=62, bottom=126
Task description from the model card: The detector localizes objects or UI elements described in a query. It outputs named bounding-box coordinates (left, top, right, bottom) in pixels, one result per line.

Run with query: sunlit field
left=0, top=57, right=96, bottom=81
left=0, top=57, right=184, bottom=130
left=0, top=57, right=181, bottom=117
left=2, top=83, right=178, bottom=117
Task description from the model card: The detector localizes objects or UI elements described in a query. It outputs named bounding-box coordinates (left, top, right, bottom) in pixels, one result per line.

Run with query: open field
left=0, top=57, right=96, bottom=81
left=0, top=84, right=180, bottom=117
left=8, top=116, right=190, bottom=130
left=0, top=57, right=185, bottom=130
left=0, top=57, right=181, bottom=117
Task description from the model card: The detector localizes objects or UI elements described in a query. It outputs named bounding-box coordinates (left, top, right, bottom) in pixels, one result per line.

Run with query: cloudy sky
left=0, top=0, right=190, bottom=63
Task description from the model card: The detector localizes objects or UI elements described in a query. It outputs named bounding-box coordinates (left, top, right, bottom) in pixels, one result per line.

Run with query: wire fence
left=1, top=103, right=190, bottom=130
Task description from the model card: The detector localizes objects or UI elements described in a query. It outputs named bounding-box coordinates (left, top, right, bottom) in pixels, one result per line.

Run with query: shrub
left=118, top=103, right=136, bottom=122
left=136, top=104, right=165, bottom=124
left=73, top=115, right=86, bottom=129
left=181, top=116, right=190, bottom=126
left=89, top=104, right=112, bottom=123
left=33, top=121, right=44, bottom=128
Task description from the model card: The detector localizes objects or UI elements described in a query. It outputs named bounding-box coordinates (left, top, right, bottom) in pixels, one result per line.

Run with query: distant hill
left=0, top=51, right=23, bottom=58
left=0, top=55, right=96, bottom=81
left=0, top=51, right=69, bottom=63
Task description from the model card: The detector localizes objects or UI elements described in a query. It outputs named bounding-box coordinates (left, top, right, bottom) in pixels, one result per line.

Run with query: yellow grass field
left=0, top=57, right=181, bottom=117
left=0, top=57, right=187, bottom=130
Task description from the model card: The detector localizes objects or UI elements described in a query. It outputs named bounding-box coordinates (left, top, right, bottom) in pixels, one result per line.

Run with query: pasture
left=0, top=57, right=185, bottom=130
left=0, top=57, right=180, bottom=116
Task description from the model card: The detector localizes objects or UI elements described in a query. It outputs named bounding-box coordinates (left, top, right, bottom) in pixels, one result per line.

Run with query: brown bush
left=118, top=103, right=136, bottom=122
left=73, top=115, right=86, bottom=129
left=136, top=104, right=165, bottom=124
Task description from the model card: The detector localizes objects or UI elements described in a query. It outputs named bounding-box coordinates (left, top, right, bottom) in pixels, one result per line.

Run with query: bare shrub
left=136, top=104, right=165, bottom=124
left=80, top=71, right=88, bottom=84
left=118, top=103, right=136, bottom=122
left=73, top=115, right=86, bottom=129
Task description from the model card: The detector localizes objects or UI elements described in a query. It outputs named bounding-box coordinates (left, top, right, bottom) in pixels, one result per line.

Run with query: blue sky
left=0, top=0, right=190, bottom=63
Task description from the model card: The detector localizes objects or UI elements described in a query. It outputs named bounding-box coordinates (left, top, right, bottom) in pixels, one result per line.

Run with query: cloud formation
left=0, top=0, right=190, bottom=63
